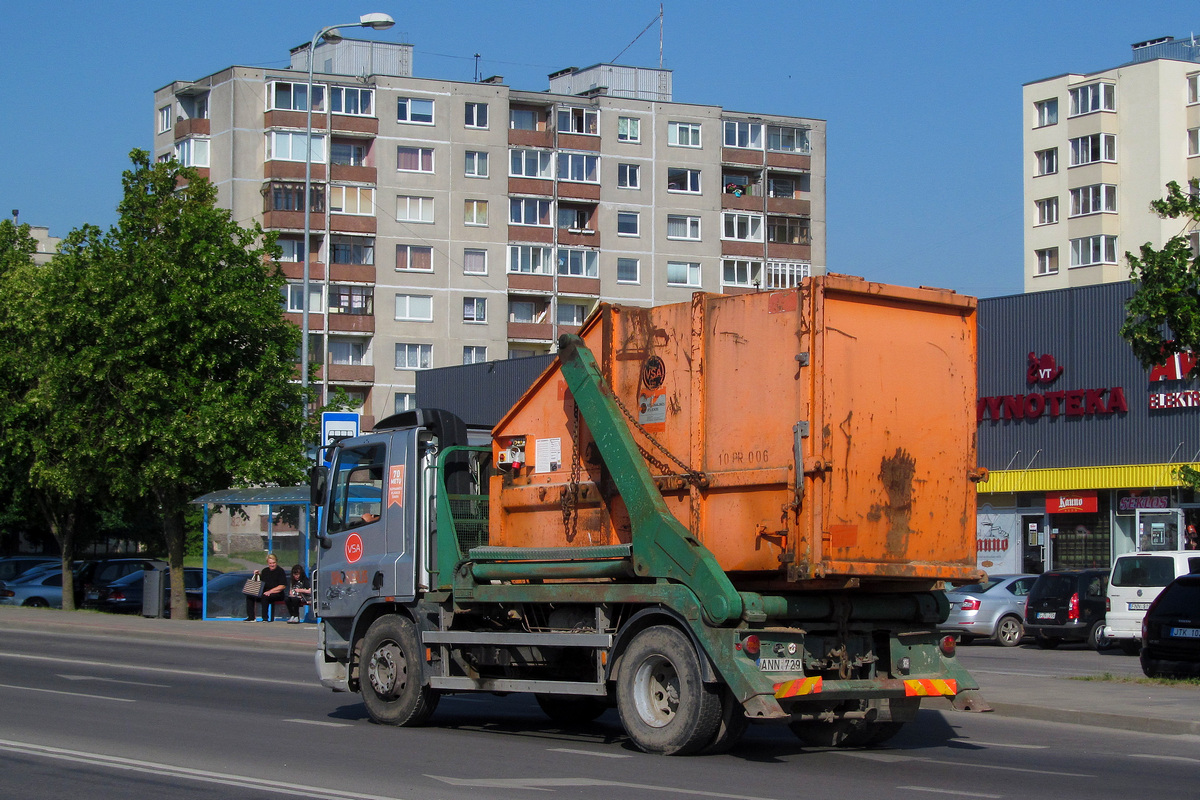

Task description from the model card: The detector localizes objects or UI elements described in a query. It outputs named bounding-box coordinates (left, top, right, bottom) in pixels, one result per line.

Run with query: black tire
left=1035, top=634, right=1061, bottom=650
left=789, top=718, right=873, bottom=748
left=616, top=625, right=721, bottom=755
left=1088, top=620, right=1111, bottom=651
left=359, top=615, right=439, bottom=726
left=957, top=635, right=976, bottom=645
left=22, top=598, right=49, bottom=608
left=535, top=694, right=608, bottom=724
left=994, top=615, right=1024, bottom=647
left=1119, top=639, right=1141, bottom=656
left=696, top=686, right=749, bottom=755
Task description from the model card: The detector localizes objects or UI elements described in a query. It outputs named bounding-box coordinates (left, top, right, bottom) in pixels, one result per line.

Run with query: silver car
left=940, top=574, right=1038, bottom=647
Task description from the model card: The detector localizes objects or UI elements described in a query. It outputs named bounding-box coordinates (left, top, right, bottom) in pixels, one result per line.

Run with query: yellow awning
left=978, top=463, right=1199, bottom=493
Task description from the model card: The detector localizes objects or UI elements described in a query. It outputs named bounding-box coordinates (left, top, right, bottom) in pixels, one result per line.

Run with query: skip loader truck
left=312, top=275, right=988, bottom=754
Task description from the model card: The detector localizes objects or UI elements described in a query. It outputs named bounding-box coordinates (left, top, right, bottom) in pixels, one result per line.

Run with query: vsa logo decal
left=345, top=533, right=363, bottom=563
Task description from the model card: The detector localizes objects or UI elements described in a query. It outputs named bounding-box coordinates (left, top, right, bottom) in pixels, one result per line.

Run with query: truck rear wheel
left=616, top=625, right=721, bottom=755
left=697, top=686, right=749, bottom=755
left=360, top=615, right=439, bottom=726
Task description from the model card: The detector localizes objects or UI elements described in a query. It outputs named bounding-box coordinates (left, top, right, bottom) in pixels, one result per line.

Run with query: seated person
left=286, top=564, right=311, bottom=623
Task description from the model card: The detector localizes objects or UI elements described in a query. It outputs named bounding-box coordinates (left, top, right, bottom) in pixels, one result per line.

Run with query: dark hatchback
left=92, top=567, right=220, bottom=614
left=1024, top=568, right=1110, bottom=649
left=1141, top=573, right=1200, bottom=678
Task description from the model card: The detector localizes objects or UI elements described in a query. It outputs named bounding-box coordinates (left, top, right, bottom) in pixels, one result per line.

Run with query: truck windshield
left=328, top=444, right=385, bottom=534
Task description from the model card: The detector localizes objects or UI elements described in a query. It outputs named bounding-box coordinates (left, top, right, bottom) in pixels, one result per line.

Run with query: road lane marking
left=949, top=739, right=1049, bottom=749
left=897, top=787, right=1003, bottom=798
left=547, top=747, right=632, bottom=758
left=0, top=682, right=134, bottom=703
left=428, top=775, right=776, bottom=798
left=1131, top=753, right=1200, bottom=764
left=284, top=718, right=353, bottom=728
left=0, top=738, right=409, bottom=800
left=0, top=652, right=312, bottom=687
left=837, top=751, right=1088, bottom=777
left=59, top=674, right=170, bottom=688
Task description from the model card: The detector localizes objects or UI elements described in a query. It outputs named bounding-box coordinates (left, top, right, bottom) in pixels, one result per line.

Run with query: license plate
left=1127, top=602, right=1151, bottom=611
left=85, top=591, right=98, bottom=601
left=1169, top=627, right=1200, bottom=639
left=758, top=658, right=803, bottom=672
left=1036, top=612, right=1056, bottom=620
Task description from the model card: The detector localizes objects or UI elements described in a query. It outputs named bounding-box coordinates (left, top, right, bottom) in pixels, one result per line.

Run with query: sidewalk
left=2, top=606, right=1197, bottom=736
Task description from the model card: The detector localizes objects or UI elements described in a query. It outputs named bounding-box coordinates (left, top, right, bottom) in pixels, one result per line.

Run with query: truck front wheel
left=616, top=625, right=721, bottom=755
left=360, top=615, right=439, bottom=726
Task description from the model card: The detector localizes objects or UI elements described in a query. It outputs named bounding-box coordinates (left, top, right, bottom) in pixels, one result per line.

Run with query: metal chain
left=608, top=389, right=707, bottom=488
left=560, top=401, right=582, bottom=542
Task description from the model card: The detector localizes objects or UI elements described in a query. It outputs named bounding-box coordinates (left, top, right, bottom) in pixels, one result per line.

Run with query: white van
left=1105, top=551, right=1200, bottom=653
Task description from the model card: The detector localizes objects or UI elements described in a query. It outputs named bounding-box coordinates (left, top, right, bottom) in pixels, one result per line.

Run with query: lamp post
left=301, top=13, right=395, bottom=417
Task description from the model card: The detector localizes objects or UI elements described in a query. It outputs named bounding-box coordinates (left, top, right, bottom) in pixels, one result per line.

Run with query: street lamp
left=301, top=13, right=396, bottom=416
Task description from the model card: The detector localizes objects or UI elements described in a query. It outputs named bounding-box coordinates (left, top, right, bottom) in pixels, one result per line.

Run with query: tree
left=1121, top=179, right=1200, bottom=487
left=28, top=151, right=307, bottom=617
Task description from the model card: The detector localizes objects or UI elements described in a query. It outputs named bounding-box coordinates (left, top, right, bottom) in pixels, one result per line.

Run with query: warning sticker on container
left=639, top=392, right=667, bottom=432
left=535, top=437, right=562, bottom=473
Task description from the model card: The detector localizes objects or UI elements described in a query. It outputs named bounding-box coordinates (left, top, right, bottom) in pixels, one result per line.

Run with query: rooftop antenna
left=473, top=53, right=481, bottom=82
left=659, top=3, right=664, bottom=69
left=612, top=5, right=663, bottom=64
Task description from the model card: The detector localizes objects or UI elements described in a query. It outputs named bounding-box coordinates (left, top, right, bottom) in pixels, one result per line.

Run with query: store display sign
left=1115, top=490, right=1171, bottom=516
left=1147, top=349, right=1200, bottom=410
left=1047, top=490, right=1098, bottom=514
left=978, top=352, right=1127, bottom=424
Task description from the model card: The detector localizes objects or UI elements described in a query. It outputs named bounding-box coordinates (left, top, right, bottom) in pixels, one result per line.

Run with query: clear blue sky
left=3, top=1, right=1197, bottom=298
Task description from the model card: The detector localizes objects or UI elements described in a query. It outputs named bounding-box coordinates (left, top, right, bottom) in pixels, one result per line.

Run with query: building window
left=1190, top=74, right=1200, bottom=105
left=329, top=186, right=374, bottom=216
left=617, top=211, right=639, bottom=236
left=510, top=197, right=552, bottom=226
left=508, top=245, right=553, bottom=275
left=330, top=86, right=373, bottom=116
left=668, top=121, right=702, bottom=147
left=267, top=182, right=323, bottom=213
left=618, top=163, right=640, bottom=189
left=1069, top=134, right=1116, bottom=166
left=465, top=102, right=488, bottom=129
left=396, top=244, right=433, bottom=272
left=509, top=107, right=539, bottom=130
left=396, top=195, right=434, bottom=223
left=463, top=297, right=487, bottom=323
left=465, top=150, right=489, bottom=177
left=464, top=199, right=488, bottom=226
left=174, top=138, right=209, bottom=168
left=765, top=261, right=810, bottom=288
left=722, top=212, right=763, bottom=242
left=768, top=175, right=809, bottom=198
left=330, top=236, right=374, bottom=265
left=397, top=146, right=434, bottom=173
left=766, top=215, right=810, bottom=245
left=557, top=153, right=599, bottom=183
left=723, top=121, right=763, bottom=149
left=667, top=214, right=701, bottom=240
left=557, top=248, right=599, bottom=278
left=510, top=148, right=553, bottom=178
left=1035, top=197, right=1059, bottom=225
left=283, top=283, right=323, bottom=313
left=1068, top=82, right=1115, bottom=116
left=394, top=392, right=415, bottom=414
left=158, top=105, right=172, bottom=133
left=463, top=248, right=488, bottom=275
left=667, top=168, right=701, bottom=193
left=1069, top=185, right=1116, bottom=217
left=509, top=300, right=544, bottom=324
left=329, top=339, right=367, bottom=366
left=329, top=285, right=373, bottom=315
left=557, top=106, right=598, bottom=134
left=1190, top=128, right=1200, bottom=157
left=667, top=261, right=701, bottom=287
left=395, top=343, right=432, bottom=370
left=618, top=116, right=640, bottom=142
left=767, top=125, right=810, bottom=154
left=331, top=141, right=366, bottom=166
left=277, top=238, right=303, bottom=262
left=617, top=257, right=640, bottom=284
left=397, top=97, right=434, bottom=124
left=558, top=205, right=592, bottom=231
left=463, top=346, right=487, bottom=364
left=1035, top=148, right=1058, bottom=176
left=1070, top=235, right=1117, bottom=267
left=557, top=301, right=589, bottom=326
left=266, top=131, right=325, bottom=163
left=722, top=259, right=762, bottom=288
left=1034, top=98, right=1058, bottom=127
left=1035, top=248, right=1059, bottom=276
left=395, top=294, right=433, bottom=322
left=269, top=81, right=324, bottom=112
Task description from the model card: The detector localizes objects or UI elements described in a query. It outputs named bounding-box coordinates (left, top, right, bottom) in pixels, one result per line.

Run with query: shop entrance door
left=1021, top=515, right=1045, bottom=573
left=1135, top=509, right=1184, bottom=551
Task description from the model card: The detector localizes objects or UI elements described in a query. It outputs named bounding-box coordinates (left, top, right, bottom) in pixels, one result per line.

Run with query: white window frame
left=1035, top=148, right=1058, bottom=176
left=668, top=121, right=702, bottom=148
left=617, top=257, right=640, bottom=284
left=277, top=239, right=303, bottom=263
left=722, top=259, right=762, bottom=288
left=666, top=214, right=701, bottom=241
left=284, top=283, right=323, bottom=313
left=1190, top=128, right=1200, bottom=157
left=557, top=248, right=599, bottom=278
left=174, top=138, right=210, bottom=168
left=267, top=81, right=324, bottom=112
left=1035, top=248, right=1059, bottom=276
left=463, top=248, right=488, bottom=275
left=158, top=105, right=172, bottom=134
left=507, top=245, right=553, bottom=275
left=557, top=301, right=589, bottom=327
left=667, top=261, right=702, bottom=287
left=394, top=392, right=416, bottom=414
left=509, top=300, right=542, bottom=324
left=1034, top=98, right=1058, bottom=127
left=465, top=150, right=489, bottom=178
left=463, top=297, right=487, bottom=323
left=767, top=125, right=811, bottom=154
left=557, top=106, right=598, bottom=135
left=397, top=195, right=434, bottom=223
left=329, top=339, right=367, bottom=366
left=464, top=199, right=488, bottom=227
left=330, top=86, right=374, bottom=117
left=1069, top=134, right=1116, bottom=167
left=618, top=116, right=640, bottom=143
left=1069, top=184, right=1117, bottom=217
left=397, top=96, right=434, bottom=125
left=330, top=236, right=375, bottom=266
left=395, top=343, right=432, bottom=370
left=667, top=168, right=702, bottom=194
left=395, top=294, right=433, bottom=322
left=397, top=146, right=434, bottom=173
left=721, top=211, right=764, bottom=242
left=557, top=152, right=599, bottom=183
left=509, top=148, right=553, bottom=179
left=765, top=261, right=810, bottom=289
left=266, top=131, right=326, bottom=163
left=329, top=185, right=375, bottom=216
left=723, top=120, right=763, bottom=149
left=617, top=211, right=639, bottom=237
left=464, top=101, right=488, bottom=129
left=1190, top=74, right=1200, bottom=105
left=1069, top=235, right=1117, bottom=268
left=463, top=346, right=488, bottom=365
left=1068, top=82, right=1116, bottom=117
left=331, top=141, right=366, bottom=166
left=1035, top=197, right=1059, bottom=226
left=395, top=244, right=433, bottom=272
left=510, top=197, right=552, bottom=227
left=509, top=108, right=539, bottom=131
left=618, top=163, right=640, bottom=189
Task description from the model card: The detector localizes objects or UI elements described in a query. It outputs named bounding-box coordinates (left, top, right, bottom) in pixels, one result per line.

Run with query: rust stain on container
left=879, top=448, right=916, bottom=554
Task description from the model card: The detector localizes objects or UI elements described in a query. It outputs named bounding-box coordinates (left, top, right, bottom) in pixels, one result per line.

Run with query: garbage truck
left=311, top=275, right=988, bottom=754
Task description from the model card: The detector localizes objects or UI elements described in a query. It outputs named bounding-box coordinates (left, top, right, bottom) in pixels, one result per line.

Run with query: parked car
left=0, top=556, right=59, bottom=585
left=940, top=574, right=1037, bottom=647
left=192, top=570, right=254, bottom=619
left=0, top=560, right=62, bottom=588
left=1024, top=568, right=1110, bottom=649
left=0, top=570, right=65, bottom=608
left=1140, top=573, right=1200, bottom=678
left=93, top=567, right=221, bottom=614
left=1105, top=551, right=1200, bottom=655
left=78, top=558, right=168, bottom=607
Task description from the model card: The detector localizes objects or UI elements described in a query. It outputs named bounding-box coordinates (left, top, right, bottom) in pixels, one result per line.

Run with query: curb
left=984, top=701, right=1200, bottom=737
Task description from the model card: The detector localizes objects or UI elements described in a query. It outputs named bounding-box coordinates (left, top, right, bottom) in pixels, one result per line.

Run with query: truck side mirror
left=309, top=465, right=328, bottom=508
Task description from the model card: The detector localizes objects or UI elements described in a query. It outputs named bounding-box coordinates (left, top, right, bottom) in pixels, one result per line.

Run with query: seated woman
left=286, top=564, right=311, bottom=624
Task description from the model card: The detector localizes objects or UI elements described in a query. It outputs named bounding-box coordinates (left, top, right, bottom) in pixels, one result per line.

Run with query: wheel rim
left=632, top=654, right=679, bottom=728
left=368, top=640, right=406, bottom=699
left=998, top=618, right=1021, bottom=645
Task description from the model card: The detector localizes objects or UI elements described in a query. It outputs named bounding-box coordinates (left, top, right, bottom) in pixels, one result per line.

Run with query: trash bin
left=142, top=565, right=167, bottom=618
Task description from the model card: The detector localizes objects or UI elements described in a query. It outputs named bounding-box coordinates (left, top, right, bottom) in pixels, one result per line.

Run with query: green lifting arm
left=557, top=334, right=742, bottom=625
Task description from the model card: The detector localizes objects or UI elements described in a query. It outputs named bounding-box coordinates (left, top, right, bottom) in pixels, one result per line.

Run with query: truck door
left=319, top=442, right=391, bottom=620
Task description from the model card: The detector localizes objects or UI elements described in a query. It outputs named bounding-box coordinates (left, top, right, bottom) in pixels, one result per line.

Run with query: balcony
left=264, top=110, right=311, bottom=130
left=328, top=262, right=375, bottom=283
left=327, top=363, right=374, bottom=382
left=557, top=228, right=600, bottom=247
left=266, top=161, right=326, bottom=181
left=330, top=164, right=376, bottom=183
left=557, top=132, right=600, bottom=152
left=330, top=214, right=376, bottom=235
left=277, top=259, right=326, bottom=281
left=508, top=225, right=554, bottom=244
left=721, top=192, right=763, bottom=212
left=557, top=182, right=600, bottom=201
left=507, top=273, right=554, bottom=292
left=507, top=321, right=554, bottom=341
left=508, top=177, right=554, bottom=196
left=721, top=240, right=765, bottom=258
left=508, top=128, right=554, bottom=148
left=558, top=276, right=600, bottom=296
left=766, top=196, right=810, bottom=216
left=284, top=312, right=324, bottom=332
left=766, top=242, right=812, bottom=261
left=174, top=118, right=210, bottom=139
left=722, top=147, right=763, bottom=167
left=328, top=312, right=374, bottom=333
left=766, top=151, right=811, bottom=171
left=330, top=115, right=378, bottom=135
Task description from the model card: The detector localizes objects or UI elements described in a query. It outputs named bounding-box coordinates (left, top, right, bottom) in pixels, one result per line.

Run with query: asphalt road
left=0, top=626, right=1196, bottom=800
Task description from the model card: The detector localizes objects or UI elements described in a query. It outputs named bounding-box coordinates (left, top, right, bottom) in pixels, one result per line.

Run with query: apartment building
left=153, top=39, right=826, bottom=427
left=1023, top=35, right=1200, bottom=293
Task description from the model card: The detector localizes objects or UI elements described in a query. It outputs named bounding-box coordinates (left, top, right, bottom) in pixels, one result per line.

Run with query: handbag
left=241, top=577, right=263, bottom=597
